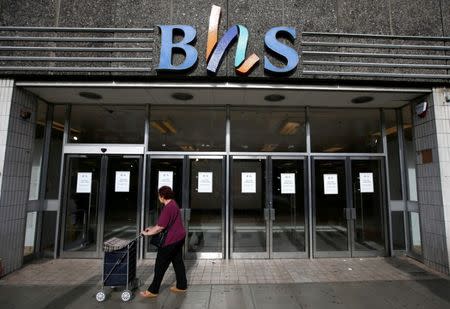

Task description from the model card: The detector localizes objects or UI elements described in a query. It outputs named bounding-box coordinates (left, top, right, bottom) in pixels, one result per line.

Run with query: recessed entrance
left=61, top=154, right=142, bottom=258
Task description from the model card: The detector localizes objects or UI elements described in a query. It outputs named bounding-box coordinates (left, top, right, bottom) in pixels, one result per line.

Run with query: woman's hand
left=141, top=225, right=164, bottom=236
left=141, top=227, right=152, bottom=236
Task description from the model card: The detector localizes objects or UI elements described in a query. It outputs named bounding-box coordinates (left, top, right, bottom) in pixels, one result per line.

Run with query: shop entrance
left=230, top=157, right=307, bottom=258
left=312, top=157, right=386, bottom=257
left=60, top=154, right=143, bottom=258
left=145, top=156, right=225, bottom=259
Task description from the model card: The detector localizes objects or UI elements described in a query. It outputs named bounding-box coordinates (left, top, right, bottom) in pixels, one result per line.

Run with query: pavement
left=0, top=256, right=449, bottom=308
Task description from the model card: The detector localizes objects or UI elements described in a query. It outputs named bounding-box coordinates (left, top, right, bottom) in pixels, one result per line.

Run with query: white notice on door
left=115, top=171, right=130, bottom=192
left=281, top=173, right=296, bottom=194
left=323, top=174, right=338, bottom=195
left=198, top=172, right=213, bottom=193
left=76, top=172, right=92, bottom=193
left=158, top=171, right=173, bottom=189
left=242, top=172, right=256, bottom=193
left=359, top=172, right=374, bottom=193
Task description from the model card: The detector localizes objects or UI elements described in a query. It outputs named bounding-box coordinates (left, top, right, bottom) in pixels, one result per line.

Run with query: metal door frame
left=312, top=156, right=351, bottom=258
left=60, top=154, right=143, bottom=258
left=230, top=156, right=270, bottom=259
left=349, top=156, right=387, bottom=257
left=270, top=156, right=309, bottom=259
left=312, top=156, right=387, bottom=258
left=144, top=155, right=185, bottom=259
left=185, top=155, right=226, bottom=259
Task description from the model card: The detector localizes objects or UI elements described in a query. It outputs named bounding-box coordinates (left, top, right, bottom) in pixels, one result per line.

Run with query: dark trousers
left=148, top=239, right=187, bottom=294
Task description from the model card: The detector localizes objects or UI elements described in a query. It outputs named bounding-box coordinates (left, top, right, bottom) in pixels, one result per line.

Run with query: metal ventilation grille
left=301, top=32, right=450, bottom=80
left=0, top=26, right=154, bottom=73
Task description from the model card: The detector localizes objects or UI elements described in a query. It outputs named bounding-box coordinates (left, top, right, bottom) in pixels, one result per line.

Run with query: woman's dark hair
left=158, top=186, right=174, bottom=200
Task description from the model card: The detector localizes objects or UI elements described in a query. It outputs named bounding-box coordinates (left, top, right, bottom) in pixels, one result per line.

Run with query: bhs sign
left=157, top=5, right=298, bottom=75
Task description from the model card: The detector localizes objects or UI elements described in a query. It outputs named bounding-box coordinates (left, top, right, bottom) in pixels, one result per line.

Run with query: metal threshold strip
left=14, top=81, right=432, bottom=93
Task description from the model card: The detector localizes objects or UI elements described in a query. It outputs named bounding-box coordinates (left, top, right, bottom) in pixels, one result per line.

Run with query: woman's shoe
left=170, top=286, right=187, bottom=293
left=140, top=290, right=158, bottom=298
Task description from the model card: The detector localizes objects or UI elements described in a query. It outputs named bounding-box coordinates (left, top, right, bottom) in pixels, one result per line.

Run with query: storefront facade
left=0, top=0, right=450, bottom=276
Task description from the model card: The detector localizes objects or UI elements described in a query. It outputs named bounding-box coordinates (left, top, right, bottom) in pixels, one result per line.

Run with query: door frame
left=144, top=155, right=185, bottom=259
left=349, top=156, right=387, bottom=257
left=270, top=156, right=309, bottom=259
left=185, top=155, right=226, bottom=259
left=60, top=154, right=143, bottom=258
left=312, top=156, right=388, bottom=258
left=230, top=155, right=270, bottom=259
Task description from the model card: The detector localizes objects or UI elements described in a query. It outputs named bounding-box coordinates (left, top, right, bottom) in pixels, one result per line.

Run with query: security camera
left=101, top=148, right=107, bottom=153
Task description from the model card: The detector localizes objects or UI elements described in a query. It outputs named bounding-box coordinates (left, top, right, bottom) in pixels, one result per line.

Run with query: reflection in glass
left=310, top=108, right=382, bottom=153
left=231, top=107, right=306, bottom=152
left=403, top=105, right=417, bottom=201
left=188, top=159, right=223, bottom=253
left=409, top=212, right=422, bottom=255
left=69, top=105, right=145, bottom=144
left=272, top=160, right=305, bottom=252
left=63, top=157, right=101, bottom=251
left=29, top=101, right=47, bottom=200
left=103, top=157, right=140, bottom=241
left=147, top=159, right=184, bottom=253
left=385, top=110, right=402, bottom=200
left=23, top=212, right=37, bottom=257
left=45, top=105, right=65, bottom=199
left=232, top=160, right=267, bottom=253
left=351, top=160, right=385, bottom=251
left=149, top=107, right=226, bottom=151
left=315, top=160, right=348, bottom=251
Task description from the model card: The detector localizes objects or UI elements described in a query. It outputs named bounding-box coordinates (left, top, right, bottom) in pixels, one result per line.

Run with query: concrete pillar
left=414, top=87, right=450, bottom=274
left=0, top=79, right=37, bottom=276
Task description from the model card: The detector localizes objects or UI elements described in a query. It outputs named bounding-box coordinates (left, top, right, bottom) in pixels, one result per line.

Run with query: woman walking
left=140, top=186, right=187, bottom=298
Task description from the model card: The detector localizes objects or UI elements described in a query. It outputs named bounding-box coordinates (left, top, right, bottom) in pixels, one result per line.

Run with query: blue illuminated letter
left=264, top=27, right=298, bottom=74
left=157, top=25, right=198, bottom=71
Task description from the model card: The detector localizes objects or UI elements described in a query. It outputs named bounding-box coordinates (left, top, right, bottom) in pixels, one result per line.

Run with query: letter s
left=264, top=27, right=298, bottom=74
left=157, top=25, right=198, bottom=71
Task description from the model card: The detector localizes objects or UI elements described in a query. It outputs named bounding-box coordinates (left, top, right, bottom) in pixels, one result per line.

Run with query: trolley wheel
left=95, top=291, right=106, bottom=302
left=121, top=290, right=132, bottom=302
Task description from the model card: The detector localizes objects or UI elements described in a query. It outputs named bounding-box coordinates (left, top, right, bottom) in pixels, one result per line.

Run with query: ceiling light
left=279, top=121, right=300, bottom=135
left=79, top=91, right=102, bottom=100
left=264, top=94, right=285, bottom=102
left=161, top=120, right=177, bottom=134
left=351, top=96, right=373, bottom=104
left=172, top=92, right=193, bottom=101
left=150, top=121, right=167, bottom=134
left=73, top=136, right=78, bottom=141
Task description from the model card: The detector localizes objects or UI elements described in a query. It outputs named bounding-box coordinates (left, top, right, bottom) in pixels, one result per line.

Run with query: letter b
left=157, top=25, right=198, bottom=71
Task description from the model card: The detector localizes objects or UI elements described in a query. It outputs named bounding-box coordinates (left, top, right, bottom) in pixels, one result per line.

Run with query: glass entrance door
left=350, top=158, right=386, bottom=256
left=187, top=157, right=224, bottom=258
left=145, top=157, right=184, bottom=257
left=61, top=155, right=142, bottom=258
left=313, top=158, right=350, bottom=257
left=271, top=158, right=307, bottom=258
left=312, top=157, right=386, bottom=257
left=231, top=157, right=269, bottom=258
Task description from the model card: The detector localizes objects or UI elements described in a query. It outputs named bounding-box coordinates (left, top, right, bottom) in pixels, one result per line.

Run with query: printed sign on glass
left=241, top=172, right=256, bottom=193
left=323, top=174, right=338, bottom=195
left=158, top=171, right=173, bottom=189
left=359, top=172, right=374, bottom=193
left=115, top=171, right=130, bottom=192
left=281, top=173, right=296, bottom=194
left=198, top=172, right=213, bottom=193
left=76, top=172, right=92, bottom=193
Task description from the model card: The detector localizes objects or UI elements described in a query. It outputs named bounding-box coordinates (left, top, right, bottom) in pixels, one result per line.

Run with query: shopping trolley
left=95, top=234, right=142, bottom=302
